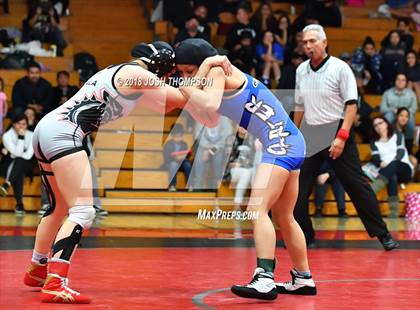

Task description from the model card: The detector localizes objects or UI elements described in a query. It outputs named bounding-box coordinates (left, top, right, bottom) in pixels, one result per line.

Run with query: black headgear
left=175, top=39, right=218, bottom=66
left=131, top=41, right=175, bottom=77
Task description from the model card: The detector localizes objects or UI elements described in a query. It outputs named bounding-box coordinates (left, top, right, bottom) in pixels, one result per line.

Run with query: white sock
left=32, top=250, right=48, bottom=264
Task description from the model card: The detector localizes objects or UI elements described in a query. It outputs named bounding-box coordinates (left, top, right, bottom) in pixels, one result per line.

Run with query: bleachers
left=1, top=0, right=419, bottom=216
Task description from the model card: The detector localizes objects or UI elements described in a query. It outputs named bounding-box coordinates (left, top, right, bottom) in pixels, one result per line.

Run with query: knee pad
left=68, top=205, right=96, bottom=229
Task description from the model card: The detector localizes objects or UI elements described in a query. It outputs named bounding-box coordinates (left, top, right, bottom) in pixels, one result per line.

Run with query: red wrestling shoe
left=40, top=260, right=91, bottom=304
left=24, top=261, right=47, bottom=287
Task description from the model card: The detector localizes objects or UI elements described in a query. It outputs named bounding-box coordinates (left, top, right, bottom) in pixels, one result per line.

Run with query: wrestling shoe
left=24, top=261, right=47, bottom=287
left=231, top=267, right=277, bottom=300
left=276, top=269, right=317, bottom=295
left=40, top=260, right=91, bottom=303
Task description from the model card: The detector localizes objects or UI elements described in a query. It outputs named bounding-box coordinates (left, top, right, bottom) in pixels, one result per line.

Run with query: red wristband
left=337, top=128, right=349, bottom=141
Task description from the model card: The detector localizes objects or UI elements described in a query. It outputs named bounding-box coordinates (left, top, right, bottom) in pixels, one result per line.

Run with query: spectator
left=0, top=113, right=34, bottom=215
left=162, top=124, right=192, bottom=192
left=22, top=0, right=66, bottom=56
left=193, top=0, right=218, bottom=22
left=224, top=126, right=256, bottom=212
left=0, top=77, right=7, bottom=135
left=394, top=107, right=417, bottom=157
left=353, top=87, right=373, bottom=143
left=52, top=70, right=79, bottom=108
left=256, top=30, right=284, bottom=87
left=283, top=31, right=307, bottom=66
left=318, top=0, right=342, bottom=27
left=351, top=36, right=382, bottom=94
left=190, top=116, right=232, bottom=190
left=277, top=52, right=305, bottom=112
left=229, top=30, right=257, bottom=75
left=250, top=1, right=277, bottom=41
left=24, top=107, right=38, bottom=131
left=314, top=161, right=347, bottom=218
left=369, top=116, right=414, bottom=217
left=381, top=19, right=413, bottom=51
left=402, top=50, right=420, bottom=103
left=193, top=3, right=211, bottom=40
left=380, top=73, right=417, bottom=143
left=163, top=0, right=192, bottom=28
left=11, top=62, right=52, bottom=116
left=173, top=15, right=210, bottom=45
left=1, top=0, right=9, bottom=14
left=380, top=30, right=406, bottom=91
left=274, top=14, right=291, bottom=47
left=224, top=5, right=257, bottom=56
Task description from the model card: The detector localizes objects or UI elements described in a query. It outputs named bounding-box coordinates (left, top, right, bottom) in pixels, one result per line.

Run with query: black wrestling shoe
left=0, top=182, right=9, bottom=196
left=231, top=268, right=277, bottom=300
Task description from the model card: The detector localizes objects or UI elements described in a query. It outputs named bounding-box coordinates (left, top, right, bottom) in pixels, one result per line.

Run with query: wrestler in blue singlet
left=219, top=73, right=306, bottom=171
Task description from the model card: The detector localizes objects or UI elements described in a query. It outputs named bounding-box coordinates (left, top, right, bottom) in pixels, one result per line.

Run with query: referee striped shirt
left=295, top=55, right=357, bottom=126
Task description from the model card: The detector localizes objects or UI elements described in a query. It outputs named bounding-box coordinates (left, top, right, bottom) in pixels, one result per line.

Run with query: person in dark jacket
left=11, top=62, right=52, bottom=116
left=51, top=70, right=79, bottom=108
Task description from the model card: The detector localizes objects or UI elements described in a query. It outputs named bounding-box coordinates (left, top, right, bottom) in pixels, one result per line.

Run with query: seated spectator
left=381, top=19, right=413, bottom=51
left=250, top=1, right=277, bottom=41
left=193, top=0, right=218, bottom=22
left=190, top=116, right=232, bottom=190
left=256, top=30, right=284, bottom=87
left=229, top=30, right=257, bottom=75
left=224, top=126, right=256, bottom=212
left=402, top=50, right=420, bottom=103
left=380, top=30, right=406, bottom=91
left=394, top=108, right=419, bottom=164
left=351, top=36, right=382, bottom=94
left=314, top=161, right=347, bottom=218
left=162, top=124, right=192, bottom=192
left=274, top=14, right=291, bottom=47
left=369, top=116, right=414, bottom=217
left=173, top=15, right=210, bottom=45
left=52, top=70, right=79, bottom=108
left=318, top=0, right=342, bottom=27
left=354, top=87, right=374, bottom=143
left=0, top=113, right=34, bottom=215
left=193, top=3, right=211, bottom=40
left=22, top=0, right=66, bottom=56
left=277, top=52, right=304, bottom=112
left=11, top=62, right=52, bottom=116
left=163, top=0, right=192, bottom=29
left=224, top=5, right=257, bottom=56
left=283, top=31, right=307, bottom=66
left=1, top=0, right=9, bottom=14
left=0, top=77, right=7, bottom=135
left=380, top=73, right=417, bottom=142
left=24, top=107, right=38, bottom=131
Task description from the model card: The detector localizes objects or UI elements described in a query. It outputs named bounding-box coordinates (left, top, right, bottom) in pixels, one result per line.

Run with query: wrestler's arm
left=179, top=67, right=225, bottom=127
left=114, top=64, right=186, bottom=114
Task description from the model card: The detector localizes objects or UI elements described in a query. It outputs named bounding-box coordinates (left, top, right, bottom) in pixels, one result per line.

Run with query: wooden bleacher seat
left=94, top=150, right=164, bottom=169
left=93, top=132, right=194, bottom=151
left=100, top=115, right=186, bottom=132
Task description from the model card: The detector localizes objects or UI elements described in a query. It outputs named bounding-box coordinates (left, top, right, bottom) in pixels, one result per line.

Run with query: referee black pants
left=294, top=122, right=389, bottom=242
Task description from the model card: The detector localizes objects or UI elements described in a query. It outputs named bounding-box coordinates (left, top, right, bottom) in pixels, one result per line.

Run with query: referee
left=293, top=24, right=399, bottom=251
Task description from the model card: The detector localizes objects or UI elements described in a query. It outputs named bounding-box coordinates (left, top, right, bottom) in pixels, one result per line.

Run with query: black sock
left=257, top=258, right=276, bottom=273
